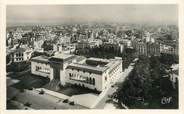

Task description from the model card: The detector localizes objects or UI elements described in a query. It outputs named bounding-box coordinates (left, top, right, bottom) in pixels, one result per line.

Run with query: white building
left=53, top=44, right=62, bottom=52
left=88, top=38, right=103, bottom=47
left=33, top=40, right=44, bottom=52
left=160, top=43, right=178, bottom=55
left=31, top=54, right=123, bottom=91
left=31, top=56, right=51, bottom=78
left=120, top=39, right=132, bottom=47
left=59, top=35, right=71, bottom=44
left=66, top=57, right=122, bottom=91
left=10, top=47, right=33, bottom=62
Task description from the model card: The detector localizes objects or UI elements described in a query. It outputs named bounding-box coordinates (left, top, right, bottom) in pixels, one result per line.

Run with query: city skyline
left=7, top=4, right=178, bottom=26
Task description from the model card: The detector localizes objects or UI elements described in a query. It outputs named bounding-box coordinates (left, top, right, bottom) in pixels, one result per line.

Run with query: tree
left=41, top=40, right=53, bottom=51
left=115, top=55, right=178, bottom=109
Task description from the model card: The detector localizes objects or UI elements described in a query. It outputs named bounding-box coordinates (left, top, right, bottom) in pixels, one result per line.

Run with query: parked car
left=39, top=89, right=45, bottom=95
left=63, top=99, right=69, bottom=103
left=69, top=101, right=75, bottom=105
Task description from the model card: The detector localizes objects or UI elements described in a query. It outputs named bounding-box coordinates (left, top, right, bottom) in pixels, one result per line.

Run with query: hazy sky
left=7, top=5, right=178, bottom=25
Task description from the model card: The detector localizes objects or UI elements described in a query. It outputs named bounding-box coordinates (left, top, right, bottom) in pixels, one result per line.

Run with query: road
left=14, top=89, right=88, bottom=109
left=93, top=59, right=137, bottom=109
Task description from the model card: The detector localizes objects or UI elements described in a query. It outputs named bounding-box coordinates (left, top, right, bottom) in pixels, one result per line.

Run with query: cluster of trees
left=7, top=61, right=30, bottom=73
left=115, top=55, right=178, bottom=109
left=41, top=40, right=53, bottom=51
left=74, top=45, right=123, bottom=59
left=122, top=48, right=137, bottom=69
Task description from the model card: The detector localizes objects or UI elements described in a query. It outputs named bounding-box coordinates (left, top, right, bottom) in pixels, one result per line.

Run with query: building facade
left=65, top=57, right=122, bottom=91
left=160, top=43, right=178, bottom=56
left=10, top=47, right=33, bottom=62
left=132, top=40, right=160, bottom=57
left=30, top=54, right=123, bottom=91
left=31, top=56, right=51, bottom=78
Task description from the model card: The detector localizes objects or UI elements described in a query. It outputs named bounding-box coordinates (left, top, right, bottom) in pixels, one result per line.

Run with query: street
left=92, top=59, right=137, bottom=109
left=14, top=89, right=88, bottom=109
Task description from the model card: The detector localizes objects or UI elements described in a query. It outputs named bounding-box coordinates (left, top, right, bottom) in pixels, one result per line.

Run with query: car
left=63, top=99, right=69, bottom=103
left=39, top=89, right=45, bottom=95
left=69, top=101, right=75, bottom=105
left=20, top=89, right=25, bottom=93
left=28, top=87, right=33, bottom=90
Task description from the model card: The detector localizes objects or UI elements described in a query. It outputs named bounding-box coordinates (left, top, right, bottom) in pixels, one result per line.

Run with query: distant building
left=160, top=43, right=178, bottom=56
left=33, top=40, right=44, bottom=52
left=88, top=39, right=103, bottom=48
left=119, top=43, right=125, bottom=53
left=132, top=40, right=160, bottom=56
left=6, top=32, right=19, bottom=48
left=59, top=35, right=71, bottom=44
left=53, top=44, right=62, bottom=52
left=31, top=54, right=123, bottom=91
left=119, top=39, right=132, bottom=47
left=10, top=47, right=33, bottom=62
left=76, top=41, right=90, bottom=50
left=103, top=43, right=120, bottom=51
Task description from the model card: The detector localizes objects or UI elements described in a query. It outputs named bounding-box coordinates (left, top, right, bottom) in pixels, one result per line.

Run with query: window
left=92, top=78, right=95, bottom=85
left=86, top=77, right=89, bottom=83
left=89, top=77, right=92, bottom=84
left=36, top=66, right=41, bottom=71
left=105, top=77, right=107, bottom=81
left=69, top=73, right=72, bottom=79
left=36, top=66, right=39, bottom=71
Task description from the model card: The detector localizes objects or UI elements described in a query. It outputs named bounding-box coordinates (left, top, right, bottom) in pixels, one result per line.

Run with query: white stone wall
left=23, top=50, right=32, bottom=61
left=102, top=61, right=122, bottom=90
left=11, top=52, right=24, bottom=62
left=31, top=61, right=51, bottom=78
left=65, top=69, right=103, bottom=91
left=65, top=60, right=122, bottom=91
left=50, top=67, right=54, bottom=80
left=102, top=70, right=109, bottom=90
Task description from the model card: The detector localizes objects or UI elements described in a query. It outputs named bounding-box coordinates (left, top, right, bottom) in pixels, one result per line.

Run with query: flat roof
left=66, top=57, right=122, bottom=75
left=11, top=47, right=26, bottom=53
left=49, top=54, right=76, bottom=63
left=31, top=56, right=49, bottom=63
left=87, top=57, right=109, bottom=63
left=51, top=54, right=75, bottom=60
left=75, top=56, right=86, bottom=62
left=67, top=63, right=108, bottom=75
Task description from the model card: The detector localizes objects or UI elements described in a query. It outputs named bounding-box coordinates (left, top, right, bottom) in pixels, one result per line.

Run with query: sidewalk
left=91, top=72, right=123, bottom=108
left=91, top=58, right=138, bottom=109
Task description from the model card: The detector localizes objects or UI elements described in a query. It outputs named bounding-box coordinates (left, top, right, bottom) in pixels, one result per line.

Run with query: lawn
left=12, top=73, right=50, bottom=89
